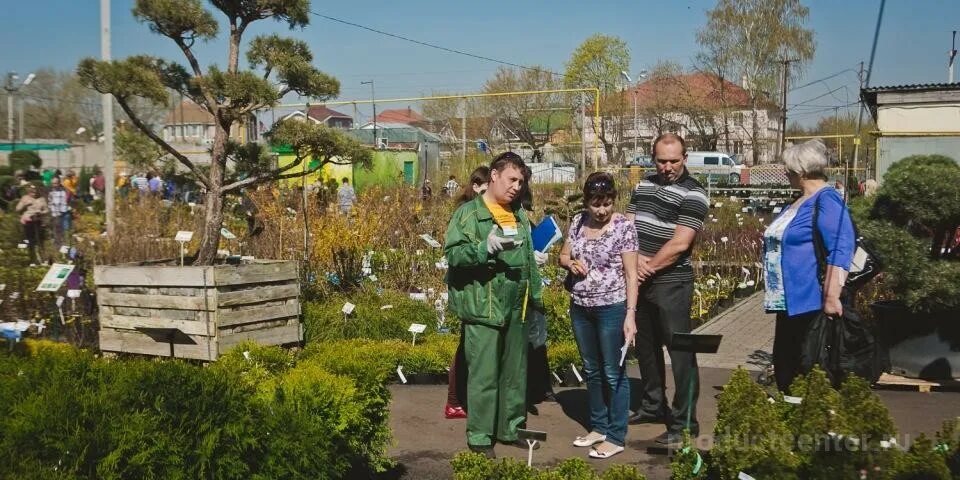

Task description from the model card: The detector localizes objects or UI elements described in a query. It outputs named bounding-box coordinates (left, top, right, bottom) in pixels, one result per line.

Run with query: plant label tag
left=175, top=231, right=194, bottom=242
left=552, top=371, right=562, bottom=384
left=17, top=243, right=27, bottom=249
left=408, top=323, right=427, bottom=334
left=220, top=228, right=237, bottom=240
left=56, top=296, right=65, bottom=307
left=772, top=206, right=782, bottom=214
left=738, top=473, right=756, bottom=480
left=0, top=284, right=5, bottom=291
left=396, top=365, right=407, bottom=384
left=380, top=304, right=393, bottom=310
left=36, top=264, right=75, bottom=292
left=59, top=245, right=70, bottom=254
left=783, top=395, right=803, bottom=404
left=419, top=234, right=442, bottom=248
left=342, top=302, right=356, bottom=315
left=67, top=289, right=81, bottom=299
left=571, top=364, right=583, bottom=383
left=409, top=292, right=427, bottom=302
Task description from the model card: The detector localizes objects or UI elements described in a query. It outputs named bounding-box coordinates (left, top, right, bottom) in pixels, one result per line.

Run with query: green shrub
left=300, top=338, right=409, bottom=385
left=670, top=432, right=707, bottom=480
left=0, top=342, right=393, bottom=479
left=934, top=417, right=960, bottom=478
left=449, top=450, right=646, bottom=480
left=889, top=435, right=952, bottom=480
left=542, top=284, right=574, bottom=343
left=711, top=368, right=799, bottom=480
left=547, top=340, right=582, bottom=373
left=451, top=451, right=494, bottom=480
left=302, top=287, right=441, bottom=343
left=599, top=464, right=647, bottom=480
left=9, top=150, right=42, bottom=171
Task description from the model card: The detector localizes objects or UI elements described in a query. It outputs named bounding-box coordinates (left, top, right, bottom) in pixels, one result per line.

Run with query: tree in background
left=421, top=93, right=496, bottom=156
left=698, top=0, right=815, bottom=164
left=563, top=34, right=631, bottom=164
left=78, top=0, right=371, bottom=265
left=483, top=66, right=565, bottom=161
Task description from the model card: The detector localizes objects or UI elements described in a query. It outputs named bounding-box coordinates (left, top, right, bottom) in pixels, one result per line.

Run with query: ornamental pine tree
left=78, top=0, right=372, bottom=264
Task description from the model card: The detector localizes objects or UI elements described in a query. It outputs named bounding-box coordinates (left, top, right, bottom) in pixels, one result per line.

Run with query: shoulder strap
left=811, top=194, right=828, bottom=284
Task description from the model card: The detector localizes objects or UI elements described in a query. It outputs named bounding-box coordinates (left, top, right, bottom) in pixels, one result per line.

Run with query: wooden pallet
left=875, top=373, right=960, bottom=393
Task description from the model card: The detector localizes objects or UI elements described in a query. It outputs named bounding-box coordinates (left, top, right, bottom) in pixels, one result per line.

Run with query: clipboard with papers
left=531, top=215, right=563, bottom=253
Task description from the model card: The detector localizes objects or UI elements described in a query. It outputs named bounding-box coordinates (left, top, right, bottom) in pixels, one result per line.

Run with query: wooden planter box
left=94, top=260, right=301, bottom=361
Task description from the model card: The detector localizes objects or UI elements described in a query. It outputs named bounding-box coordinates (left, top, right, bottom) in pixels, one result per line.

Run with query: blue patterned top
left=763, top=208, right=798, bottom=311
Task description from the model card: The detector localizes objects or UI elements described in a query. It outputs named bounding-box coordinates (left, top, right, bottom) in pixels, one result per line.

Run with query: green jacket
left=444, top=196, right=543, bottom=328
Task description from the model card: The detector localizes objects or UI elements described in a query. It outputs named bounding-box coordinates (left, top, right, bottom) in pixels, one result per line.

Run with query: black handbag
left=812, top=194, right=882, bottom=291
left=801, top=193, right=888, bottom=386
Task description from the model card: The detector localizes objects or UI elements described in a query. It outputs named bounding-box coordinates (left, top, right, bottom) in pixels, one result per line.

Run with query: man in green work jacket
left=444, top=152, right=543, bottom=458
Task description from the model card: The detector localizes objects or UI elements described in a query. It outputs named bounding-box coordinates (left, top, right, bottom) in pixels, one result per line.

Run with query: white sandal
left=588, top=441, right=624, bottom=459
left=573, top=431, right=606, bottom=447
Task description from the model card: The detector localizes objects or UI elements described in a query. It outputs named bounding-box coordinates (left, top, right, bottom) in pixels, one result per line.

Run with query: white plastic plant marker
left=220, top=228, right=237, bottom=240
left=409, top=323, right=427, bottom=345
left=0, top=284, right=5, bottom=291
left=36, top=264, right=75, bottom=292
left=242, top=351, right=251, bottom=361
left=56, top=296, right=65, bottom=307
left=17, top=243, right=27, bottom=249
left=738, top=473, right=756, bottom=480
left=175, top=231, right=194, bottom=266
left=67, top=289, right=81, bottom=299
left=342, top=302, right=356, bottom=315
left=380, top=304, right=394, bottom=310
left=783, top=395, right=803, bottom=404
left=396, top=365, right=408, bottom=384
left=419, top=234, right=442, bottom=248
left=571, top=364, right=583, bottom=383
left=409, top=292, right=427, bottom=302
left=552, top=371, right=562, bottom=384
left=59, top=245, right=70, bottom=254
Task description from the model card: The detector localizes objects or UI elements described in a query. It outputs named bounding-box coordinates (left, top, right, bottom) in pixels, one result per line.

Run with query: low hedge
left=302, top=287, right=446, bottom=343
left=451, top=452, right=647, bottom=479
left=0, top=340, right=393, bottom=479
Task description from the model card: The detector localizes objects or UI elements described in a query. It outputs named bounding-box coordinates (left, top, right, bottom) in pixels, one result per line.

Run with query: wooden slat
left=217, top=283, right=300, bottom=307
left=99, top=329, right=218, bottom=361
left=111, top=306, right=199, bottom=321
left=100, top=314, right=214, bottom=336
left=94, top=265, right=213, bottom=287
left=876, top=373, right=960, bottom=392
left=96, top=290, right=213, bottom=311
left=213, top=262, right=298, bottom=286
left=220, top=321, right=302, bottom=351
left=217, top=299, right=299, bottom=327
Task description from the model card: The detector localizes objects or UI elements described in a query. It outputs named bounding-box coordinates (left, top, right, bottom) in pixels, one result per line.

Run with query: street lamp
left=620, top=70, right=648, bottom=159
left=4, top=72, right=34, bottom=148
left=361, top=80, right=377, bottom=148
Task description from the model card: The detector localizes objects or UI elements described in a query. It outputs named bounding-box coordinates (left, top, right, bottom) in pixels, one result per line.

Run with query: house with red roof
left=583, top=72, right=782, bottom=165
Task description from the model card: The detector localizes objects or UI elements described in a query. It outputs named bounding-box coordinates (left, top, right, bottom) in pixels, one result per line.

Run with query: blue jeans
left=570, top=301, right=630, bottom=446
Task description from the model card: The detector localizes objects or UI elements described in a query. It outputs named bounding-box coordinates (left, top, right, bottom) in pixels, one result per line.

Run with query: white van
left=684, top=151, right=744, bottom=184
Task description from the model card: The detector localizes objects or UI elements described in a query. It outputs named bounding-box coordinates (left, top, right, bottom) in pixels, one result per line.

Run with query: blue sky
left=3, top=0, right=959, bottom=126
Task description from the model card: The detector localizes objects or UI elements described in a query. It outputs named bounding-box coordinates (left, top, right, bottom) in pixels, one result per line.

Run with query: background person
left=337, top=177, right=356, bottom=216
left=625, top=132, right=708, bottom=447
left=47, top=177, right=72, bottom=247
left=445, top=175, right=460, bottom=198
left=559, top=171, right=638, bottom=459
left=762, top=139, right=855, bottom=392
left=16, top=184, right=49, bottom=260
left=443, top=152, right=542, bottom=458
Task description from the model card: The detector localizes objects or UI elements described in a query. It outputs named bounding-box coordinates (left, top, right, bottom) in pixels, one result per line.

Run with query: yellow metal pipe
left=276, top=87, right=602, bottom=167
left=785, top=134, right=856, bottom=140
left=868, top=131, right=960, bottom=136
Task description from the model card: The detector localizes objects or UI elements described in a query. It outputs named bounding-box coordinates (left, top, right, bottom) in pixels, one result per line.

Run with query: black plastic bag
left=800, top=294, right=888, bottom=387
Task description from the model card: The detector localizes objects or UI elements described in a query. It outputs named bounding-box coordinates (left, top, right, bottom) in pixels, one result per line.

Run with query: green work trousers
left=464, top=312, right=529, bottom=447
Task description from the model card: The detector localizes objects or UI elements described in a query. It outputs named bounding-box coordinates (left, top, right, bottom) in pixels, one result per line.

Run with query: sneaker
left=467, top=444, right=496, bottom=459
left=653, top=431, right=683, bottom=448
left=628, top=411, right=668, bottom=425
left=588, top=441, right=625, bottom=459
left=573, top=431, right=607, bottom=447
left=444, top=404, right=467, bottom=419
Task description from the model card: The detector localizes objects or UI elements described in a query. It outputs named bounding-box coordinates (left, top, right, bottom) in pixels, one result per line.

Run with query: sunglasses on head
left=585, top=179, right=613, bottom=192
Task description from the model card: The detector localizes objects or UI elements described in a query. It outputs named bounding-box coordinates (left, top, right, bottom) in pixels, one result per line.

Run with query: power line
left=788, top=67, right=859, bottom=92
left=309, top=11, right=563, bottom=77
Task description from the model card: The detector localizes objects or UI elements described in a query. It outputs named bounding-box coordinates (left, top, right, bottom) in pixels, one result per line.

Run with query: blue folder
left=531, top=215, right=563, bottom=253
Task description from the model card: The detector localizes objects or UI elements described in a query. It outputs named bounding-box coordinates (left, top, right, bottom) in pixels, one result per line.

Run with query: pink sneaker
left=444, top=404, right=467, bottom=419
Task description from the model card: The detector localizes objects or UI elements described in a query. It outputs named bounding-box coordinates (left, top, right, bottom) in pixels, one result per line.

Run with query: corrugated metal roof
left=862, top=82, right=960, bottom=93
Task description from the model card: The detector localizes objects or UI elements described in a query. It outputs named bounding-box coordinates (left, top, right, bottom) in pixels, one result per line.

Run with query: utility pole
left=949, top=30, right=957, bottom=83
left=779, top=58, right=799, bottom=157
left=102, top=0, right=115, bottom=235
left=853, top=61, right=866, bottom=173
left=461, top=98, right=466, bottom=164
left=361, top=80, right=377, bottom=148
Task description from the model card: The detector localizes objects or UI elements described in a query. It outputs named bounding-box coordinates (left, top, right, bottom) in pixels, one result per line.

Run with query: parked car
left=684, top=151, right=743, bottom=184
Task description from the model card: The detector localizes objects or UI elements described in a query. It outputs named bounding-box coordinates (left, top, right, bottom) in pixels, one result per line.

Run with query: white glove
left=487, top=228, right=510, bottom=255
left=534, top=251, right=549, bottom=266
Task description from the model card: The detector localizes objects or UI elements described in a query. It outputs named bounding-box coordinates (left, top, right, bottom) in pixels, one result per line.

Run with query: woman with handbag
left=558, top=172, right=639, bottom=459
left=762, top=139, right=856, bottom=392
